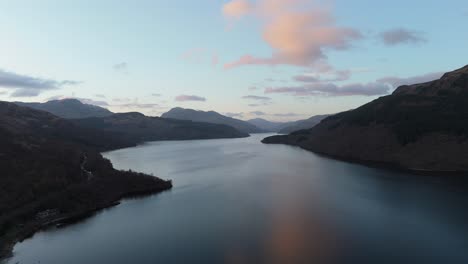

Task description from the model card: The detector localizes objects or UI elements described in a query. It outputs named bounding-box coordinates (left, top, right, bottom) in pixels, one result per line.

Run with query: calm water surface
left=7, top=134, right=468, bottom=264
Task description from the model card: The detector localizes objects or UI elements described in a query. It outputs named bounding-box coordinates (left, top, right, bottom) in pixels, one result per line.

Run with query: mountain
left=161, top=107, right=263, bottom=133
left=247, top=118, right=292, bottom=132
left=71, top=112, right=249, bottom=142
left=278, top=115, right=331, bottom=134
left=14, top=99, right=113, bottom=119
left=263, top=65, right=468, bottom=172
left=0, top=101, right=171, bottom=259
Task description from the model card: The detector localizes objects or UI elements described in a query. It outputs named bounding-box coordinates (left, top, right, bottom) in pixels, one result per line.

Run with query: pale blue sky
left=0, top=0, right=467, bottom=121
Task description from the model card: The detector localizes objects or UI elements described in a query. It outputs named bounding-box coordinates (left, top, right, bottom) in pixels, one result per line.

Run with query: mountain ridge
left=14, top=99, right=113, bottom=119
left=263, top=65, right=468, bottom=172
left=161, top=107, right=263, bottom=133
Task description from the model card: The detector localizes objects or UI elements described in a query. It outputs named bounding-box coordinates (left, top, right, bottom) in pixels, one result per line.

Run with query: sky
left=0, top=0, right=467, bottom=121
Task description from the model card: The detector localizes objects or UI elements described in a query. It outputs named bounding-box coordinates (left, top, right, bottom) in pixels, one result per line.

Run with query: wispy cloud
left=242, top=95, right=271, bottom=101
left=175, top=95, right=206, bottom=102
left=212, top=54, right=219, bottom=66
left=116, top=103, right=162, bottom=109
left=222, top=0, right=362, bottom=69
left=293, top=68, right=351, bottom=83
left=265, top=82, right=390, bottom=97
left=250, top=111, right=266, bottom=116
left=273, top=113, right=301, bottom=117
left=0, top=69, right=81, bottom=97
left=266, top=71, right=443, bottom=97
left=151, top=93, right=162, bottom=97
left=95, top=94, right=106, bottom=98
left=223, top=0, right=252, bottom=19
left=377, top=72, right=443, bottom=87
left=225, top=112, right=244, bottom=118
left=113, top=62, right=128, bottom=73
left=379, top=28, right=427, bottom=46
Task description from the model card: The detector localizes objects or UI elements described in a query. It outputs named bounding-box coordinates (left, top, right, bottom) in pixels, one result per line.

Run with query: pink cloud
left=223, top=0, right=253, bottom=19
left=212, top=54, right=219, bottom=66
left=222, top=0, right=362, bottom=69
left=175, top=95, right=206, bottom=102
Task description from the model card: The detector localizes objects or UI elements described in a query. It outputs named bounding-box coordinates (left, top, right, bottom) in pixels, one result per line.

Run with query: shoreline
left=262, top=136, right=468, bottom=177
left=0, top=179, right=172, bottom=262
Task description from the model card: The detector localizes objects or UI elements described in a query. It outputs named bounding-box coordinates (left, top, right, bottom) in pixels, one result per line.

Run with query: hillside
left=278, top=114, right=330, bottom=134
left=15, top=99, right=113, bottom=119
left=72, top=112, right=249, bottom=142
left=0, top=101, right=172, bottom=259
left=162, top=107, right=263, bottom=133
left=263, top=65, right=468, bottom=172
left=247, top=118, right=293, bottom=132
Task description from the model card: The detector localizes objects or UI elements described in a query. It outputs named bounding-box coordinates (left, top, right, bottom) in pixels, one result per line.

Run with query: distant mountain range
left=72, top=112, right=248, bottom=143
left=247, top=115, right=330, bottom=133
left=12, top=99, right=248, bottom=144
left=162, top=107, right=263, bottom=134
left=14, top=99, right=113, bottom=119
left=277, top=115, right=330, bottom=134
left=246, top=118, right=289, bottom=132
left=263, top=65, right=468, bottom=172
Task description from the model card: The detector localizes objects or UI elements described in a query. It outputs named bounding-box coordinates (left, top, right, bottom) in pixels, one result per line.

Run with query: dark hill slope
left=0, top=102, right=171, bottom=260
left=71, top=112, right=249, bottom=142
left=278, top=114, right=330, bottom=134
left=263, top=65, right=468, bottom=172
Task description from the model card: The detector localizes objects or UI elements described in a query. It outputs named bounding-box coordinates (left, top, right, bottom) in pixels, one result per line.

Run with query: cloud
left=222, top=0, right=362, bottom=69
left=265, top=82, right=390, bottom=97
left=223, top=0, right=252, bottom=19
left=0, top=69, right=81, bottom=97
left=116, top=103, right=162, bottom=109
left=151, top=93, right=162, bottom=97
left=377, top=72, right=443, bottom=87
left=250, top=111, right=266, bottom=116
left=266, top=71, right=444, bottom=97
left=0, top=91, right=7, bottom=95
left=95, top=94, right=106, bottom=98
left=242, top=95, right=271, bottom=100
left=293, top=68, right=351, bottom=83
left=379, top=28, right=427, bottom=46
left=273, top=113, right=301, bottom=117
left=212, top=54, right=219, bottom=66
left=225, top=112, right=244, bottom=118
left=112, top=97, right=133, bottom=103
left=113, top=62, right=128, bottom=72
left=248, top=86, right=259, bottom=91
left=175, top=95, right=206, bottom=102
